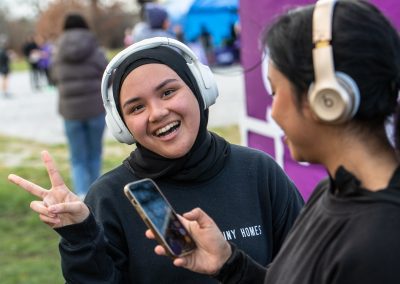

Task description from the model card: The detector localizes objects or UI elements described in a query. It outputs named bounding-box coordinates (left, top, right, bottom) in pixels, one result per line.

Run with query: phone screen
left=124, top=178, right=196, bottom=257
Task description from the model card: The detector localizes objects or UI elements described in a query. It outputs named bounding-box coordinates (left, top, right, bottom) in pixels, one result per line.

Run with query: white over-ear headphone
left=308, top=0, right=360, bottom=123
left=101, top=37, right=219, bottom=144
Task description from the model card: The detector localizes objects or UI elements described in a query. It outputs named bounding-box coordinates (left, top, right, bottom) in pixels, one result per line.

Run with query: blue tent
left=183, top=0, right=239, bottom=47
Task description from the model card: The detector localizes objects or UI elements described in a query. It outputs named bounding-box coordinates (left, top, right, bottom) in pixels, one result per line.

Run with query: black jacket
left=55, top=144, right=304, bottom=283
left=218, top=166, right=400, bottom=284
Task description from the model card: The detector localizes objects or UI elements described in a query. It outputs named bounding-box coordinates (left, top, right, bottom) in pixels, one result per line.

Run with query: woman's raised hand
left=8, top=150, right=90, bottom=228
left=146, top=207, right=232, bottom=275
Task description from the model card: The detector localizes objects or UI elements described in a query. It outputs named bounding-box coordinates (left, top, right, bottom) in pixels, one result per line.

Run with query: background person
left=8, top=38, right=304, bottom=283
left=22, top=34, right=41, bottom=91
left=0, top=35, right=11, bottom=98
left=36, top=35, right=54, bottom=88
left=146, top=1, right=400, bottom=283
left=51, top=12, right=108, bottom=199
left=133, top=3, right=176, bottom=42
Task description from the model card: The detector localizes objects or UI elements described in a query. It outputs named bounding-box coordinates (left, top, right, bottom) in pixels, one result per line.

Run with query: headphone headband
left=101, top=37, right=201, bottom=105
left=313, top=0, right=335, bottom=45
left=312, top=0, right=336, bottom=84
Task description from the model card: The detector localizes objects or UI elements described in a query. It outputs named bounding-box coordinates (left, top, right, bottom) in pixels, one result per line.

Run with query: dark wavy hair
left=63, top=13, right=89, bottom=30
left=262, top=0, right=400, bottom=150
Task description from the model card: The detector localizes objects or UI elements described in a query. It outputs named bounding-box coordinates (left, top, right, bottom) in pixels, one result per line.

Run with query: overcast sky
left=0, top=0, right=39, bottom=19
left=0, top=0, right=139, bottom=19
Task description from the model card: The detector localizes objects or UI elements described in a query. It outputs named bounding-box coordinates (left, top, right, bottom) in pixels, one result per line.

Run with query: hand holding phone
left=124, top=178, right=196, bottom=258
left=145, top=207, right=233, bottom=276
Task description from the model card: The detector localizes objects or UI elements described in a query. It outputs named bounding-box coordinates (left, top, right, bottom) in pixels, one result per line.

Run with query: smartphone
left=124, top=178, right=196, bottom=258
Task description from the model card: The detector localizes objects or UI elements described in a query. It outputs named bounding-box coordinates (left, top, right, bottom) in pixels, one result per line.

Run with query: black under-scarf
left=112, top=45, right=230, bottom=183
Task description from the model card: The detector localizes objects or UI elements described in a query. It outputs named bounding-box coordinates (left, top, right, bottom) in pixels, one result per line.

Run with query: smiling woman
left=8, top=37, right=304, bottom=283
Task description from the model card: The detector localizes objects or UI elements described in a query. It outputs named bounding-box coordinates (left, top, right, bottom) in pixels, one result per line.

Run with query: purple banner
left=240, top=0, right=400, bottom=200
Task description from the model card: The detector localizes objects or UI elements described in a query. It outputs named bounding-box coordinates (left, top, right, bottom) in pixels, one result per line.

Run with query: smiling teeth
left=155, top=121, right=180, bottom=136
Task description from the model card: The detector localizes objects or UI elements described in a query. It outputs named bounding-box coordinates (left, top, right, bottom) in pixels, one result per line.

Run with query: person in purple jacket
left=36, top=35, right=54, bottom=87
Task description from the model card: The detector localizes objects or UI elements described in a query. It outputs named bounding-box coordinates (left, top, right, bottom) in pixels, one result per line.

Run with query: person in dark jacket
left=145, top=1, right=400, bottom=283
left=133, top=3, right=175, bottom=42
left=8, top=37, right=304, bottom=283
left=0, top=35, right=11, bottom=98
left=22, top=34, right=41, bottom=90
left=51, top=13, right=108, bottom=199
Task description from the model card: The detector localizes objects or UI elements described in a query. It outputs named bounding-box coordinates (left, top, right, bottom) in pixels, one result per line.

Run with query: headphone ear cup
left=187, top=61, right=219, bottom=109
left=335, top=72, right=360, bottom=118
left=105, top=102, right=135, bottom=144
left=308, top=72, right=360, bottom=123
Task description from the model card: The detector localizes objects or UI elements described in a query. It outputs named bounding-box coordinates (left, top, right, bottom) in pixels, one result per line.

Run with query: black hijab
left=113, top=45, right=230, bottom=183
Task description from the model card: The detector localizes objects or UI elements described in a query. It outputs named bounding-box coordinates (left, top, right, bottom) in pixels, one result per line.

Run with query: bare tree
left=34, top=0, right=136, bottom=48
left=1, top=0, right=140, bottom=53
left=36, top=0, right=84, bottom=41
left=0, top=9, right=9, bottom=35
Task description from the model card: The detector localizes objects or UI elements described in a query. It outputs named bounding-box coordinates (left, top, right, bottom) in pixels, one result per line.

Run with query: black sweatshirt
left=55, top=144, right=304, bottom=283
left=217, top=166, right=400, bottom=284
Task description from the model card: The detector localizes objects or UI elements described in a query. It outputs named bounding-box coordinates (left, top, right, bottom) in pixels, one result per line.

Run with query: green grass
left=0, top=125, right=240, bottom=283
left=10, top=58, right=29, bottom=72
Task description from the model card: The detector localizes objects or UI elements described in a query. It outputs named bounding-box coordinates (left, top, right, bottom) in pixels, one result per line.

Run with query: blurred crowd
left=0, top=2, right=240, bottom=99
left=0, top=32, right=55, bottom=98
left=123, top=3, right=241, bottom=66
left=22, top=34, right=54, bottom=92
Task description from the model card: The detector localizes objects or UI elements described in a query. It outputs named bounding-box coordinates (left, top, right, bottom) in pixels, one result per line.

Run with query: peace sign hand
left=8, top=150, right=90, bottom=228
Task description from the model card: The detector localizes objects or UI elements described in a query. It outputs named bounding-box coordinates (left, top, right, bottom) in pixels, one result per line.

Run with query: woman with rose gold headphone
left=146, top=1, right=400, bottom=283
